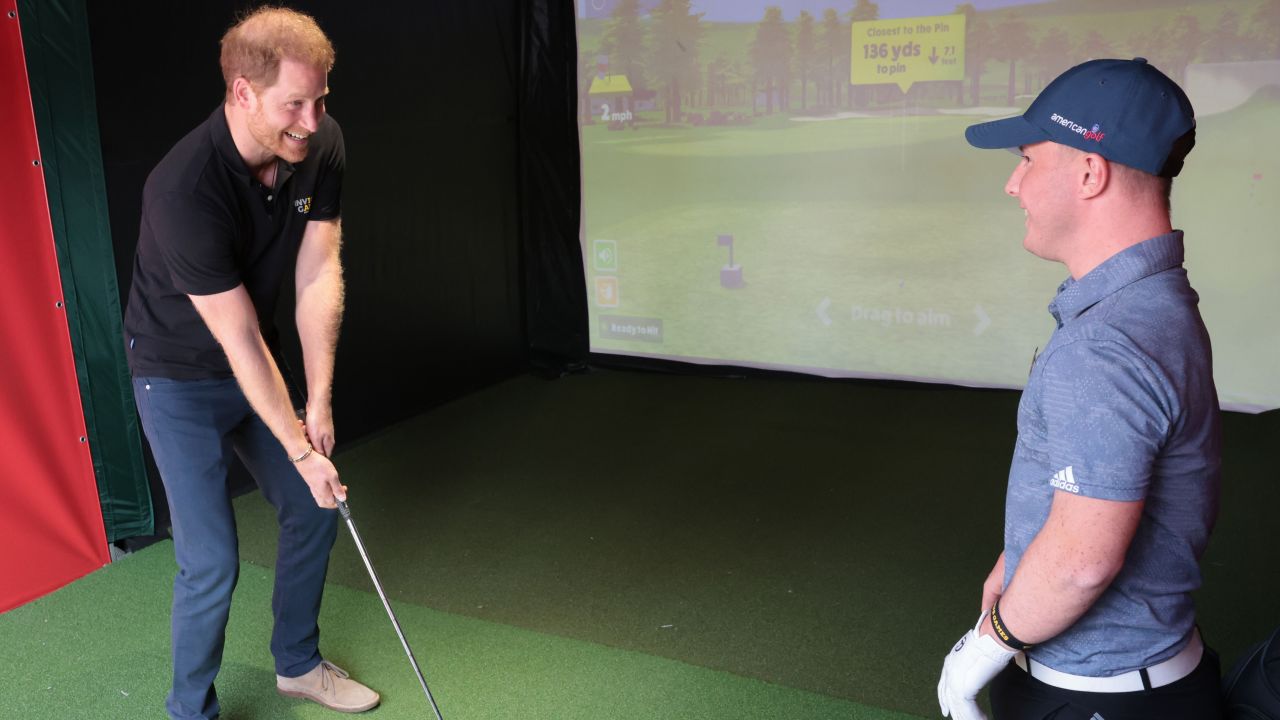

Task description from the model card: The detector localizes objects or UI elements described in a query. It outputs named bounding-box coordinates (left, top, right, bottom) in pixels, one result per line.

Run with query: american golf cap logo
left=1050, top=113, right=1105, bottom=142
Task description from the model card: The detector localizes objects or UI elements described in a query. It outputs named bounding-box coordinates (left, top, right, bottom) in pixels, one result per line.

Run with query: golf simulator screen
left=576, top=0, right=1280, bottom=411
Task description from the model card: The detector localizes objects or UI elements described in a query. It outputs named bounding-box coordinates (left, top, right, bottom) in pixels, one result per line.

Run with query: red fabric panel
left=0, top=2, right=109, bottom=613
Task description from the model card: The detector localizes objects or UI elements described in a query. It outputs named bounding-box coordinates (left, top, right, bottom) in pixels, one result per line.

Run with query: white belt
left=1013, top=628, right=1203, bottom=693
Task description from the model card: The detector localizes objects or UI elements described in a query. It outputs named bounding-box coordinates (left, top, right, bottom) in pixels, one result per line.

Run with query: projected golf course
left=578, top=0, right=1280, bottom=411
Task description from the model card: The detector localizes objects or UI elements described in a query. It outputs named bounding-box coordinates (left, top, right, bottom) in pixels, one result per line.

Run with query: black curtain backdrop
left=87, top=1, right=586, bottom=537
left=520, top=0, right=589, bottom=373
left=89, top=0, right=588, bottom=437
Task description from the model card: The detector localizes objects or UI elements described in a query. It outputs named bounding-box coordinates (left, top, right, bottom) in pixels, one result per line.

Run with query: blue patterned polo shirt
left=1003, top=230, right=1221, bottom=676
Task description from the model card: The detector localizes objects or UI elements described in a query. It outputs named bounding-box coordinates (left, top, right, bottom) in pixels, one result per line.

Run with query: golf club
left=337, top=498, right=445, bottom=720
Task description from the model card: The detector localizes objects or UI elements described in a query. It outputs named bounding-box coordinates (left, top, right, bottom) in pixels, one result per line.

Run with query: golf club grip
left=337, top=498, right=352, bottom=520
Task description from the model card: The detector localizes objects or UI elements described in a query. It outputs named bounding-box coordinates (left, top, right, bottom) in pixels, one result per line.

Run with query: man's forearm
left=295, top=219, right=344, bottom=407
left=296, top=268, right=343, bottom=406
left=983, top=538, right=1112, bottom=646
left=228, top=334, right=312, bottom=457
left=981, top=492, right=1143, bottom=648
left=190, top=287, right=311, bottom=458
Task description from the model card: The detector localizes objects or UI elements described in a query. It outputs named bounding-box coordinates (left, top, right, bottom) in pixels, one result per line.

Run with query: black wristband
left=990, top=600, right=1033, bottom=651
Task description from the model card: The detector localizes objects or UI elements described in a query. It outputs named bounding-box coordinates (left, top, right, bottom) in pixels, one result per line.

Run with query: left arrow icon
left=817, top=298, right=833, bottom=326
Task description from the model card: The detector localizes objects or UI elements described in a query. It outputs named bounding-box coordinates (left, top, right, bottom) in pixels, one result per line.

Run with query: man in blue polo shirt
left=124, top=8, right=378, bottom=718
left=935, top=59, right=1223, bottom=719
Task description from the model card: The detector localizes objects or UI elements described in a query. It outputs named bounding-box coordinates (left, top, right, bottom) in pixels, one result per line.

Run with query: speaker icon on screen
left=593, top=239, right=618, bottom=272
left=717, top=234, right=744, bottom=289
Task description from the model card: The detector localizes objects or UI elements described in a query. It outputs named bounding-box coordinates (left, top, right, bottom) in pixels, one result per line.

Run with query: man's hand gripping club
left=937, top=613, right=1016, bottom=720
left=295, top=415, right=346, bottom=508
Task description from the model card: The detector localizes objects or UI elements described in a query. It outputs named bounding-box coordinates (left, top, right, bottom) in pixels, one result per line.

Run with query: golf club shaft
left=338, top=500, right=445, bottom=720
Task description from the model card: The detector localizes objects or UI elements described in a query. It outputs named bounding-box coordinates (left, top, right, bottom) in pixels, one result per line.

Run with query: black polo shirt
left=124, top=106, right=344, bottom=378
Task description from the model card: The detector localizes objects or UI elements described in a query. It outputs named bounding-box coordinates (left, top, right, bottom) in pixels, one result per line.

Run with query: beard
left=247, top=107, right=309, bottom=165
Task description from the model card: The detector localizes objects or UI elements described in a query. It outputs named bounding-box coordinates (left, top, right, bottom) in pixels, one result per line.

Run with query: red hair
left=220, top=6, right=334, bottom=96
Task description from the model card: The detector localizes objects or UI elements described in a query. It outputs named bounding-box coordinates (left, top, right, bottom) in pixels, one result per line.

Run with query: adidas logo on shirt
left=1090, top=713, right=1106, bottom=720
left=1049, top=466, right=1080, bottom=494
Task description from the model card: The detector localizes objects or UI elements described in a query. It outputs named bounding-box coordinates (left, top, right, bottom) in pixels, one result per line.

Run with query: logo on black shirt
left=294, top=197, right=312, bottom=214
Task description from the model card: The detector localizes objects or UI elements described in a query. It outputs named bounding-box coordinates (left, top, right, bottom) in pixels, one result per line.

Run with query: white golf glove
left=937, top=614, right=1017, bottom=720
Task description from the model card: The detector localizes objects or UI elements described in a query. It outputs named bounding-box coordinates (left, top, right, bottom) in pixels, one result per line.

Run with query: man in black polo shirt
left=123, top=8, right=378, bottom=718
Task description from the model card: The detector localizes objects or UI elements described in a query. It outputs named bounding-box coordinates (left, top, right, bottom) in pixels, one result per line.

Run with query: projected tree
left=1163, top=14, right=1204, bottom=84
left=750, top=7, right=792, bottom=115
left=1125, top=14, right=1200, bottom=86
left=818, top=8, right=844, bottom=108
left=649, top=0, right=704, bottom=124
left=1249, top=0, right=1280, bottom=57
left=796, top=10, right=816, bottom=111
left=953, top=3, right=990, bottom=106
left=602, top=0, right=648, bottom=92
left=706, top=54, right=726, bottom=107
left=1202, top=9, right=1242, bottom=63
left=1031, top=27, right=1071, bottom=93
left=848, top=0, right=878, bottom=109
left=579, top=48, right=597, bottom=124
left=992, top=12, right=1033, bottom=106
left=1076, top=29, right=1114, bottom=62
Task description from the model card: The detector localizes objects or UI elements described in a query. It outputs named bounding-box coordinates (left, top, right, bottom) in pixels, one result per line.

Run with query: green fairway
left=582, top=90, right=1280, bottom=409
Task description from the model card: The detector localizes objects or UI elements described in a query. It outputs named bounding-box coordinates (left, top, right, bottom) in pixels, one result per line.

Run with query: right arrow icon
left=973, top=304, right=991, bottom=336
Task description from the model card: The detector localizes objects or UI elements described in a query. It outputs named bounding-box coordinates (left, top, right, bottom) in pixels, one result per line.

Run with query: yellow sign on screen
left=850, top=14, right=966, bottom=93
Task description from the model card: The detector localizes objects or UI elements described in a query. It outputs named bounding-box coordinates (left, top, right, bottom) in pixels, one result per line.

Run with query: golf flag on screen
left=717, top=234, right=735, bottom=268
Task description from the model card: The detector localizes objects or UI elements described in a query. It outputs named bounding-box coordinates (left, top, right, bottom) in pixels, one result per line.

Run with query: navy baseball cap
left=965, top=58, right=1196, bottom=177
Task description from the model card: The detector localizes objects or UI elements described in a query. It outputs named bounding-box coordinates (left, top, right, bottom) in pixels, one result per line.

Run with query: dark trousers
left=133, top=377, right=338, bottom=720
left=990, top=647, right=1225, bottom=720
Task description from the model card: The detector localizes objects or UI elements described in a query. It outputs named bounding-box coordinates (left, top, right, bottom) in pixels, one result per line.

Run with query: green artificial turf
left=7, top=370, right=1275, bottom=720
left=231, top=371, right=1280, bottom=718
left=234, top=372, right=1014, bottom=718
left=0, top=540, right=921, bottom=720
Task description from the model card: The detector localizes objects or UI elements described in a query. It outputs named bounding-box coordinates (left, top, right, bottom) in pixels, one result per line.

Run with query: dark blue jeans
left=133, top=377, right=338, bottom=720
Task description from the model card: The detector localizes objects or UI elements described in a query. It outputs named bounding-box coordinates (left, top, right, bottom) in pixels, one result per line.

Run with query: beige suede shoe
left=277, top=660, right=380, bottom=713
